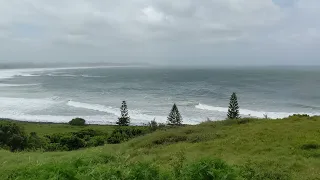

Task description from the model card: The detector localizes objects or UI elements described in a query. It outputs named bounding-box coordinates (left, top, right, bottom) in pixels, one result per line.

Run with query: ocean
left=0, top=66, right=319, bottom=125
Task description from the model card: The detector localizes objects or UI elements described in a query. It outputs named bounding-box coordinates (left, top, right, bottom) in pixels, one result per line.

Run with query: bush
left=0, top=122, right=28, bottom=152
left=8, top=134, right=28, bottom=152
left=27, top=132, right=48, bottom=150
left=45, top=143, right=68, bottom=151
left=290, top=114, right=310, bottom=118
left=59, top=135, right=86, bottom=151
left=68, top=118, right=86, bottom=126
left=107, top=132, right=128, bottom=144
left=44, top=129, right=107, bottom=151
left=72, top=129, right=106, bottom=139
left=87, top=136, right=106, bottom=147
left=149, top=119, right=159, bottom=131
left=107, top=127, right=147, bottom=144
left=301, top=143, right=320, bottom=150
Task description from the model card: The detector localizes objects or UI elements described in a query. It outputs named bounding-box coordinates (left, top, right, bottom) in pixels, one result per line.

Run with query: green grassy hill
left=0, top=116, right=320, bottom=180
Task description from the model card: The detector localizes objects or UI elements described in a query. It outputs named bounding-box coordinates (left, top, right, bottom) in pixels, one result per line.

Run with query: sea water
left=0, top=66, right=319, bottom=124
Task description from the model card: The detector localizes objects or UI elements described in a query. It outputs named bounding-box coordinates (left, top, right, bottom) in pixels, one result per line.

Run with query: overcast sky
left=0, top=0, right=319, bottom=66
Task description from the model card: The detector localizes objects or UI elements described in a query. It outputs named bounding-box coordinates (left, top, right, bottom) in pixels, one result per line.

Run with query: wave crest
left=67, top=101, right=167, bottom=122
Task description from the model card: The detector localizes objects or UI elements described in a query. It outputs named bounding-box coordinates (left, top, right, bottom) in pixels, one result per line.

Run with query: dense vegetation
left=69, top=118, right=86, bottom=126
left=0, top=115, right=319, bottom=179
left=0, top=119, right=149, bottom=152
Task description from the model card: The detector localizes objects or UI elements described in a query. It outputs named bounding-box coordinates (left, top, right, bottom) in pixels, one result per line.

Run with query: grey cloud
left=0, top=0, right=319, bottom=65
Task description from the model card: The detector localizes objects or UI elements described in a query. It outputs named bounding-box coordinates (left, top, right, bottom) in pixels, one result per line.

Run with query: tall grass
left=0, top=116, right=320, bottom=179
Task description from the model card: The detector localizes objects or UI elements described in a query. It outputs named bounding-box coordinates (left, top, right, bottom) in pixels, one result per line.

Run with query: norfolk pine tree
left=167, top=103, right=183, bottom=126
left=227, top=92, right=240, bottom=119
left=117, top=101, right=130, bottom=126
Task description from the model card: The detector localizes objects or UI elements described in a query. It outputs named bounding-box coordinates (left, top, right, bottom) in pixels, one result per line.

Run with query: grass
left=0, top=116, right=320, bottom=179
left=0, top=119, right=115, bottom=136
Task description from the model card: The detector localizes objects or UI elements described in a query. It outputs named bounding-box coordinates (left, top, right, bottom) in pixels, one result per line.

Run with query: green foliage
left=117, top=101, right=130, bottom=126
left=301, top=143, right=320, bottom=150
left=227, top=92, right=240, bottom=120
left=181, top=158, right=238, bottom=180
left=107, top=127, right=147, bottom=144
left=87, top=136, right=106, bottom=147
left=59, top=135, right=86, bottom=151
left=27, top=132, right=47, bottom=150
left=1, top=116, right=320, bottom=180
left=127, top=162, right=162, bottom=180
left=44, top=129, right=108, bottom=151
left=0, top=122, right=28, bottom=152
left=68, top=118, right=86, bottom=126
left=290, top=114, right=310, bottom=118
left=149, top=119, right=159, bottom=131
left=167, top=103, right=183, bottom=126
left=171, top=150, right=186, bottom=178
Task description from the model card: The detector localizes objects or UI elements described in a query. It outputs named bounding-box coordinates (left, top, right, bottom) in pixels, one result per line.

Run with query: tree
left=69, top=118, right=86, bottom=126
left=116, top=101, right=130, bottom=126
left=167, top=103, right=183, bottom=125
left=227, top=92, right=240, bottom=119
left=148, top=118, right=158, bottom=131
left=0, top=123, right=28, bottom=152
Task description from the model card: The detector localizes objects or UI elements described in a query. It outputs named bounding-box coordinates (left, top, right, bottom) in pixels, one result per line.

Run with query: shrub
left=301, top=143, right=320, bottom=150
left=107, top=127, right=147, bottom=144
left=237, top=118, right=254, bottom=124
left=68, top=118, right=86, bottom=126
left=72, top=129, right=106, bottom=139
left=27, top=132, right=48, bottom=150
left=181, top=158, right=238, bottom=180
left=8, top=134, right=28, bottom=152
left=0, top=122, right=28, bottom=152
left=149, top=119, right=159, bottom=131
left=107, top=132, right=128, bottom=144
left=290, top=114, right=310, bottom=118
left=45, top=143, right=68, bottom=151
left=59, top=135, right=86, bottom=151
left=44, top=129, right=108, bottom=151
left=87, top=136, right=106, bottom=147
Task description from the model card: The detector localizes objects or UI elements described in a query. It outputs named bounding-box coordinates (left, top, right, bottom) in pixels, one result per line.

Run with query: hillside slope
left=0, top=116, right=319, bottom=180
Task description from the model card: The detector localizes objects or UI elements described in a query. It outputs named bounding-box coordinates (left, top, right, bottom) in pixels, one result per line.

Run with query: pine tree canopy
left=117, top=101, right=130, bottom=126
left=227, top=92, right=240, bottom=119
left=167, top=103, right=183, bottom=125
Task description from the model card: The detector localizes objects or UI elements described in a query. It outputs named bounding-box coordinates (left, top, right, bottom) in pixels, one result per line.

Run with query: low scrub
left=301, top=143, right=320, bottom=150
left=107, top=127, right=148, bottom=144
left=45, top=129, right=108, bottom=151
